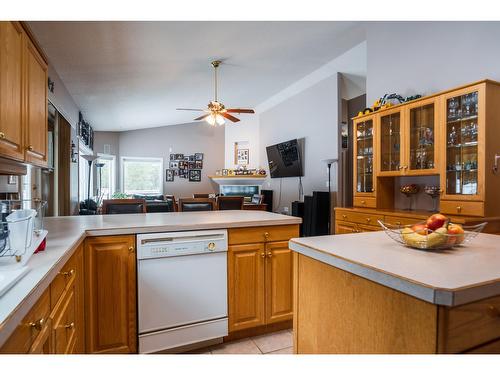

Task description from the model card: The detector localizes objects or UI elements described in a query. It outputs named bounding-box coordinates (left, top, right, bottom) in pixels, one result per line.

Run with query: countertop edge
left=0, top=216, right=300, bottom=348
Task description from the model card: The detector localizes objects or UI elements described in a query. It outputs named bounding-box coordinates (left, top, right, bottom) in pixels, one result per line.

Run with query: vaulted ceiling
left=29, top=21, right=365, bottom=131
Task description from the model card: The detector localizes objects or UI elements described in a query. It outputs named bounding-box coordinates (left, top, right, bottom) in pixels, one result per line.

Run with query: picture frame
left=188, top=155, right=195, bottom=162
left=175, top=153, right=184, bottom=160
left=195, top=160, right=203, bottom=169
left=179, top=161, right=187, bottom=169
left=189, top=169, right=202, bottom=182
left=166, top=169, right=174, bottom=182
left=174, top=169, right=179, bottom=176
left=169, top=154, right=175, bottom=161
left=179, top=170, right=188, bottom=179
left=188, top=161, right=196, bottom=169
left=169, top=161, right=179, bottom=169
left=236, top=149, right=249, bottom=165
left=195, top=153, right=204, bottom=161
left=222, top=169, right=228, bottom=176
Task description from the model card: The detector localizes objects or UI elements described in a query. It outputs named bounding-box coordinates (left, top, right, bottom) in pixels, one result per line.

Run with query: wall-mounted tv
left=266, top=139, right=303, bottom=178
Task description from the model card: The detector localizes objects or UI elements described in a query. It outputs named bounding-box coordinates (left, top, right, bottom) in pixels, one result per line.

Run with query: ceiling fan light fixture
left=206, top=113, right=225, bottom=126
left=215, top=113, right=225, bottom=126
left=206, top=113, right=216, bottom=126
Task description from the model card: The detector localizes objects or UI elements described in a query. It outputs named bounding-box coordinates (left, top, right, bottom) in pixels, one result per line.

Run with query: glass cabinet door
left=445, top=91, right=479, bottom=195
left=408, top=102, right=436, bottom=173
left=379, top=112, right=401, bottom=174
left=355, top=119, right=374, bottom=193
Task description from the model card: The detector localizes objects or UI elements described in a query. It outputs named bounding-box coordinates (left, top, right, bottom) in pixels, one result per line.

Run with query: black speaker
left=311, top=191, right=329, bottom=236
left=292, top=201, right=305, bottom=236
left=261, top=189, right=273, bottom=212
left=303, top=195, right=313, bottom=237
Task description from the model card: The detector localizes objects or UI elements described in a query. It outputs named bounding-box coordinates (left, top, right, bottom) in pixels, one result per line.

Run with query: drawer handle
left=456, top=206, right=462, bottom=213
left=0, top=132, right=5, bottom=139
left=366, top=218, right=371, bottom=222
left=29, top=318, right=45, bottom=331
left=395, top=221, right=401, bottom=226
left=260, top=252, right=266, bottom=258
left=27, top=145, right=34, bottom=152
left=64, top=322, right=75, bottom=330
left=129, top=246, right=134, bottom=253
left=267, top=252, right=272, bottom=258
left=60, top=269, right=75, bottom=277
left=342, top=214, right=347, bottom=219
left=361, top=200, right=366, bottom=205
left=263, top=232, right=269, bottom=240
left=487, top=305, right=500, bottom=318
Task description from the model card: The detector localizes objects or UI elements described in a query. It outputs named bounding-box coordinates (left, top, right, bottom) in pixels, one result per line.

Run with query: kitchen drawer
left=0, top=289, right=51, bottom=353
left=52, top=286, right=77, bottom=354
left=357, top=223, right=382, bottom=232
left=50, top=250, right=78, bottom=309
left=335, top=221, right=359, bottom=234
left=440, top=200, right=484, bottom=217
left=384, top=215, right=423, bottom=227
left=439, top=295, right=500, bottom=353
left=228, top=225, right=299, bottom=245
left=335, top=210, right=384, bottom=226
left=353, top=196, right=376, bottom=208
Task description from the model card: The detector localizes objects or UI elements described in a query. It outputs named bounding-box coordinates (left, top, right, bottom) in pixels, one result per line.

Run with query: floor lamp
left=81, top=154, right=99, bottom=211
left=322, top=158, right=338, bottom=234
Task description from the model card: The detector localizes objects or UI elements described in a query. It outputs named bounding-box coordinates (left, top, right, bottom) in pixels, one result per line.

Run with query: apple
left=411, top=223, right=429, bottom=235
left=426, top=213, right=449, bottom=231
left=447, top=223, right=465, bottom=245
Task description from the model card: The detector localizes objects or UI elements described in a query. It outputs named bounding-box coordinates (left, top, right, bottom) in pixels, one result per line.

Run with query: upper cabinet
left=0, top=22, right=24, bottom=161
left=0, top=21, right=48, bottom=167
left=353, top=117, right=375, bottom=195
left=377, top=108, right=403, bottom=176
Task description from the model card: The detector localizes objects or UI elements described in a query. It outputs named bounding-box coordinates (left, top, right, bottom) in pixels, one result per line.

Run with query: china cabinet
left=345, top=80, right=500, bottom=231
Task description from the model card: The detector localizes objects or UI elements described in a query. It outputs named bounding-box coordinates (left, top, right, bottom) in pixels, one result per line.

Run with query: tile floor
left=191, top=329, right=293, bottom=354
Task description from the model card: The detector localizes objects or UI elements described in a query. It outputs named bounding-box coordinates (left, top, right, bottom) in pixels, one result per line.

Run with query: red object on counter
left=34, top=237, right=46, bottom=253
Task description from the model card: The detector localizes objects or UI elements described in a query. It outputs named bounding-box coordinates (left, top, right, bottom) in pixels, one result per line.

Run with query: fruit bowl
left=378, top=220, right=487, bottom=250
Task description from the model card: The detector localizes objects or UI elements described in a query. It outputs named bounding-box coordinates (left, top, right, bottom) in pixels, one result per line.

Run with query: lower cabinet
left=228, top=225, right=298, bottom=333
left=84, top=235, right=137, bottom=354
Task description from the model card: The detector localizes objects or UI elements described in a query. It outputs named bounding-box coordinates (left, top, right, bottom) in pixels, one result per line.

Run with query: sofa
left=132, top=194, right=175, bottom=213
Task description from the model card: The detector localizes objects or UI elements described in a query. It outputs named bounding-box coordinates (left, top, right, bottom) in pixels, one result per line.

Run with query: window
left=96, top=154, right=116, bottom=200
left=79, top=153, right=93, bottom=202
left=121, top=157, right=163, bottom=195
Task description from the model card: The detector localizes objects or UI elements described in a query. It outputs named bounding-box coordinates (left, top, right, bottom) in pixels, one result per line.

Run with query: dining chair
left=193, top=193, right=210, bottom=198
left=102, top=199, right=147, bottom=214
left=178, top=198, right=216, bottom=212
left=217, top=196, right=245, bottom=210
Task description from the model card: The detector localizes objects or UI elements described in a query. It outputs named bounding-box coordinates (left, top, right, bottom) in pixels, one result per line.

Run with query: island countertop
left=289, top=231, right=500, bottom=307
left=0, top=210, right=301, bottom=347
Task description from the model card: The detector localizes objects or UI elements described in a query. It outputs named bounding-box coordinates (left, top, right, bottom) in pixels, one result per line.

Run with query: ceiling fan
left=176, top=60, right=255, bottom=126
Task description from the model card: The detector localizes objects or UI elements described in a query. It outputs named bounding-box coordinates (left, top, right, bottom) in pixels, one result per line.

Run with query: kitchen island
left=0, top=210, right=300, bottom=353
left=290, top=231, right=500, bottom=354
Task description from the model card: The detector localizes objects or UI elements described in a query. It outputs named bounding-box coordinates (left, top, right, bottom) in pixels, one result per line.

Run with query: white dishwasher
left=137, top=229, right=228, bottom=353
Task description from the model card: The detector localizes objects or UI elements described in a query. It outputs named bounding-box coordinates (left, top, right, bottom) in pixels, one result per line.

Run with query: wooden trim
left=19, top=21, right=48, bottom=64
left=223, top=320, right=292, bottom=342
left=178, top=197, right=216, bottom=211
left=102, top=199, right=147, bottom=214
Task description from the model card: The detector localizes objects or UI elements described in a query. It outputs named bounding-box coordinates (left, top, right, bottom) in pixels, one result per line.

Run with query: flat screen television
left=266, top=139, right=303, bottom=178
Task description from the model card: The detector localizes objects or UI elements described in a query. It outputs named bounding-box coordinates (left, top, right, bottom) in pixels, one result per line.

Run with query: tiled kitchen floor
left=191, top=329, right=293, bottom=354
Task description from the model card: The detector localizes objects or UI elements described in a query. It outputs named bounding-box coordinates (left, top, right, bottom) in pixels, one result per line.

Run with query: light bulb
left=215, top=114, right=225, bottom=125
left=206, top=114, right=216, bottom=126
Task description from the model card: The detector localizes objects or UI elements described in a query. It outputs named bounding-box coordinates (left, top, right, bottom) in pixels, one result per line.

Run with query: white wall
left=47, top=63, right=80, bottom=128
left=366, top=22, right=500, bottom=103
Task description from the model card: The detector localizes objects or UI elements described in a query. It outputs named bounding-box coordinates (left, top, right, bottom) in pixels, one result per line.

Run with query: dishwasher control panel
left=136, top=229, right=228, bottom=259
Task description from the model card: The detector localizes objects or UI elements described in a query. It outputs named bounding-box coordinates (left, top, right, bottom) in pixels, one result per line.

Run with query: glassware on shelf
left=400, top=184, right=420, bottom=211
left=424, top=185, right=441, bottom=212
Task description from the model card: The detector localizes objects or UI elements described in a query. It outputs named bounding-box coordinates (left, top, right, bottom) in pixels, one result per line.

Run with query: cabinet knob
left=129, top=246, right=134, bottom=253
left=27, top=145, right=34, bottom=152
left=361, top=200, right=366, bottom=205
left=260, top=252, right=266, bottom=258
left=398, top=166, right=404, bottom=170
left=267, top=252, right=272, bottom=258
left=366, top=218, right=371, bottom=222
left=342, top=214, right=347, bottom=219
left=263, top=232, right=269, bottom=240
left=456, top=206, right=462, bottom=213
left=29, top=318, right=45, bottom=331
left=59, top=269, right=75, bottom=277
left=487, top=305, right=500, bottom=318
left=395, top=221, right=401, bottom=226
left=0, top=132, right=5, bottom=139
left=64, top=322, right=75, bottom=330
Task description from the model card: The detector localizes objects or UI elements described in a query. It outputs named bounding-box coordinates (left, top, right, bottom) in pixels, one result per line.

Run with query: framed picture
left=166, top=169, right=174, bottom=182
left=188, top=161, right=196, bottom=169
left=183, top=156, right=190, bottom=161
left=174, top=169, right=179, bottom=176
left=189, top=155, right=195, bottom=162
left=179, top=170, right=188, bottom=179
left=237, top=149, right=249, bottom=165
left=195, top=160, right=203, bottom=169
left=178, top=161, right=186, bottom=169
left=195, top=153, right=204, bottom=161
left=189, top=169, right=202, bottom=182
left=169, top=161, right=179, bottom=169
left=175, top=154, right=184, bottom=160
left=222, top=169, right=228, bottom=176
left=169, top=154, right=175, bottom=161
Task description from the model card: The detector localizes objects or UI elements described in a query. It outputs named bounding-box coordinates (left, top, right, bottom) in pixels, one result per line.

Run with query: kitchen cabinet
left=227, top=225, right=298, bottom=333
left=377, top=108, right=404, bottom=176
left=0, top=21, right=24, bottom=161
left=353, top=116, right=376, bottom=207
left=23, top=34, right=48, bottom=167
left=0, top=21, right=47, bottom=167
left=84, top=235, right=137, bottom=354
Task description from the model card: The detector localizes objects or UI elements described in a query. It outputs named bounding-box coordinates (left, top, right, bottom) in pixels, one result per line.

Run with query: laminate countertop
left=0, top=210, right=301, bottom=347
left=290, top=231, right=500, bottom=307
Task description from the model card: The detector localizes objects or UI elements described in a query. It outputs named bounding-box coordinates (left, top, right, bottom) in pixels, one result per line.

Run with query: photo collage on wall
left=166, top=153, right=203, bottom=182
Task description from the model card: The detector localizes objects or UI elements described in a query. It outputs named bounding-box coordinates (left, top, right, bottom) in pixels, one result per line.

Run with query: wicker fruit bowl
left=378, top=215, right=486, bottom=250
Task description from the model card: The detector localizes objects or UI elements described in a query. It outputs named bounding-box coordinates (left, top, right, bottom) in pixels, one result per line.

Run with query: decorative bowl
left=377, top=220, right=487, bottom=250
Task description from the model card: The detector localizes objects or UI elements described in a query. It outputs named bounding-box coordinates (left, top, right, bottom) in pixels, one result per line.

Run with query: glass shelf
left=355, top=119, right=374, bottom=193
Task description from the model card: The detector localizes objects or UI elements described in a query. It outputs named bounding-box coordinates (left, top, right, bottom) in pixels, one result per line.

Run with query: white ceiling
left=29, top=21, right=365, bottom=131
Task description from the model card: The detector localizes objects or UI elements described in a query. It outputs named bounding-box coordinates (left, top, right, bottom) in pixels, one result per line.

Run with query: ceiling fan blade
left=194, top=114, right=210, bottom=121
left=221, top=112, right=240, bottom=123
left=176, top=108, right=206, bottom=111
left=226, top=108, right=255, bottom=114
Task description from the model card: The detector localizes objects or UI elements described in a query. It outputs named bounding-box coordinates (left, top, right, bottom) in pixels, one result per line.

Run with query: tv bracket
left=494, top=154, right=500, bottom=174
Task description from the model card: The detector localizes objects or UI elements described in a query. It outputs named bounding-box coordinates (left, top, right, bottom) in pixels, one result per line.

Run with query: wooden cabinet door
left=29, top=321, right=52, bottom=354
left=23, top=35, right=48, bottom=167
left=228, top=243, right=265, bottom=332
left=265, top=241, right=293, bottom=324
left=0, top=21, right=24, bottom=160
left=85, top=235, right=137, bottom=354
left=377, top=109, right=404, bottom=176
